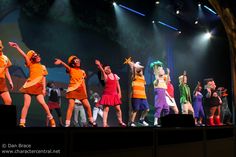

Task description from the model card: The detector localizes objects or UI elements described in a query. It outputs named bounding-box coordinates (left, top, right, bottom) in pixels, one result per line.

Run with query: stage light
left=195, top=20, right=198, bottom=24
left=156, top=1, right=160, bottom=5
left=176, top=10, right=180, bottom=14
left=118, top=4, right=145, bottom=16
left=113, top=2, right=117, bottom=6
left=152, top=20, right=155, bottom=24
left=203, top=5, right=217, bottom=15
left=198, top=3, right=201, bottom=7
left=157, top=21, right=178, bottom=31
left=178, top=31, right=181, bottom=34
left=204, top=32, right=212, bottom=39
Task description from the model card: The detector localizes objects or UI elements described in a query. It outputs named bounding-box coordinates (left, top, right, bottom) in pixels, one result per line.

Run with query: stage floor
left=0, top=126, right=235, bottom=157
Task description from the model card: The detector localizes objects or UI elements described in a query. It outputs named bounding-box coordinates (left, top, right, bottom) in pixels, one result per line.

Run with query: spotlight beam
left=157, top=21, right=178, bottom=31
left=118, top=4, right=145, bottom=17
left=203, top=5, right=217, bottom=15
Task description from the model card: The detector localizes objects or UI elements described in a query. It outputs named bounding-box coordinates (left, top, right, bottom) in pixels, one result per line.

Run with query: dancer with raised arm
left=9, top=42, right=55, bottom=127
left=54, top=56, right=96, bottom=127
left=95, top=59, right=126, bottom=127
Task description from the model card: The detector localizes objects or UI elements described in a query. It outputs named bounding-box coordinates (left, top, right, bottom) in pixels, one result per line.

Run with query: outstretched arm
left=8, top=42, right=31, bottom=66
left=54, top=58, right=70, bottom=72
left=95, top=59, right=107, bottom=80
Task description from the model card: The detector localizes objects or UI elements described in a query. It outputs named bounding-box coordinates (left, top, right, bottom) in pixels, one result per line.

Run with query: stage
left=0, top=126, right=235, bottom=157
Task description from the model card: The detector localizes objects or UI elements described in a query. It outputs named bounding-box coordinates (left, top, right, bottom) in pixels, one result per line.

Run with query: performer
left=95, top=59, right=126, bottom=127
left=46, top=82, right=64, bottom=127
left=0, top=40, right=13, bottom=105
left=124, top=57, right=150, bottom=127
left=150, top=60, right=170, bottom=126
left=165, top=68, right=179, bottom=114
left=9, top=42, right=55, bottom=127
left=54, top=56, right=96, bottom=127
left=204, top=78, right=222, bottom=126
left=178, top=71, right=194, bottom=116
left=193, top=82, right=205, bottom=126
left=73, top=99, right=87, bottom=127
left=89, top=90, right=103, bottom=123
left=217, top=87, right=232, bottom=125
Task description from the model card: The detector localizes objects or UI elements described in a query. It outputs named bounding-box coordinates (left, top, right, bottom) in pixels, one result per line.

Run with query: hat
left=68, top=55, right=78, bottom=64
left=134, top=62, right=144, bottom=69
left=26, top=50, right=36, bottom=59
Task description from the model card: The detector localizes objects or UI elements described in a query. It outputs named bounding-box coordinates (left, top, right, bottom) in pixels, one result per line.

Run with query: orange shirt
left=0, top=54, right=12, bottom=78
left=67, top=68, right=86, bottom=92
left=132, top=75, right=147, bottom=99
left=28, top=63, right=48, bottom=80
left=23, top=63, right=48, bottom=88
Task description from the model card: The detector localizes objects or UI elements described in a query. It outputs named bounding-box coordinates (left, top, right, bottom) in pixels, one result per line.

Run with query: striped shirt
left=132, top=75, right=147, bottom=99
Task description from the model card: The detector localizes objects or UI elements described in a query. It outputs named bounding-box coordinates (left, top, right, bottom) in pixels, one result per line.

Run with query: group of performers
left=0, top=40, right=232, bottom=127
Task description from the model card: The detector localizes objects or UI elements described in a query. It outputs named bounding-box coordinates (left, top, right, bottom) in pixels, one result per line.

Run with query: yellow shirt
left=132, top=75, right=147, bottom=99
left=67, top=68, right=86, bottom=92
left=0, top=54, right=12, bottom=78
left=23, top=63, right=48, bottom=88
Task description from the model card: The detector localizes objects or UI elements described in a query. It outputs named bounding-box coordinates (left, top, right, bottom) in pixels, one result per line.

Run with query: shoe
left=129, top=122, right=136, bottom=127
left=139, top=120, right=149, bottom=126
left=89, top=121, right=97, bottom=127
left=49, top=119, right=56, bottom=127
left=19, top=123, right=26, bottom=128
left=154, top=124, right=161, bottom=127
left=214, top=116, right=223, bottom=126
left=207, top=117, right=215, bottom=126
left=119, top=122, right=126, bottom=127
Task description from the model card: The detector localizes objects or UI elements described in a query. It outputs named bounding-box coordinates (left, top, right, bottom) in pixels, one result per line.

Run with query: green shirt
left=179, top=84, right=191, bottom=104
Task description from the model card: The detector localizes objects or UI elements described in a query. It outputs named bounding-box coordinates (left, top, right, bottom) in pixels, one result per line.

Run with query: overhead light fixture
left=113, top=2, right=117, bottom=6
left=198, top=3, right=201, bottom=7
left=203, top=5, right=217, bottom=15
left=158, top=21, right=178, bottom=31
left=204, top=32, right=212, bottom=39
left=152, top=20, right=155, bottom=24
left=176, top=10, right=180, bottom=14
left=118, top=4, right=146, bottom=16
left=156, top=1, right=160, bottom=5
left=195, top=20, right=198, bottom=24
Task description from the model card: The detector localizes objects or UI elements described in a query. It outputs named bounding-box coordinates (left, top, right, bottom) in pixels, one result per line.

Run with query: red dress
left=98, top=74, right=121, bottom=106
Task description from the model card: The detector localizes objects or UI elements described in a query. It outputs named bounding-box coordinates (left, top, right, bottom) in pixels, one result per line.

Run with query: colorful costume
left=193, top=91, right=205, bottom=124
left=98, top=74, right=121, bottom=106
left=20, top=62, right=48, bottom=95
left=66, top=67, right=87, bottom=100
left=131, top=75, right=149, bottom=111
left=150, top=61, right=169, bottom=126
left=179, top=75, right=194, bottom=115
left=0, top=54, right=12, bottom=92
left=124, top=58, right=150, bottom=127
left=204, top=79, right=222, bottom=126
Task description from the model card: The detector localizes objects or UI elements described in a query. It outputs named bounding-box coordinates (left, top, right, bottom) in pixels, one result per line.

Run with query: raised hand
left=8, top=42, right=18, bottom=48
left=95, top=59, right=101, bottom=66
left=54, top=58, right=62, bottom=65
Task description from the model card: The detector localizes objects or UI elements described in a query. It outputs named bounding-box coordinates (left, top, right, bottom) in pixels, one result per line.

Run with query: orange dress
left=66, top=67, right=87, bottom=100
left=0, top=54, right=12, bottom=92
left=20, top=63, right=48, bottom=95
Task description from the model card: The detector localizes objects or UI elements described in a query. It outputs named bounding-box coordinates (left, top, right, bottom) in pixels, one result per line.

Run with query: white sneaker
left=130, top=122, right=136, bottom=127
left=139, top=120, right=149, bottom=126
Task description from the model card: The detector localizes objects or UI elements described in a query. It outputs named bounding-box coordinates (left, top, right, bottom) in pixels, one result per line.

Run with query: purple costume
left=154, top=88, right=169, bottom=118
left=193, top=92, right=205, bottom=119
